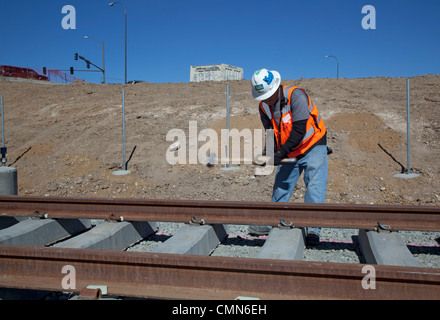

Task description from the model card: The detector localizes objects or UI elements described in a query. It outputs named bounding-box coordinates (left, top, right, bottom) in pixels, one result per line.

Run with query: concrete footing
left=53, top=221, right=157, bottom=250
left=0, top=166, right=18, bottom=195
left=358, top=229, right=421, bottom=267
left=0, top=216, right=27, bottom=229
left=0, top=218, right=91, bottom=246
left=151, top=224, right=227, bottom=255
left=257, top=228, right=305, bottom=260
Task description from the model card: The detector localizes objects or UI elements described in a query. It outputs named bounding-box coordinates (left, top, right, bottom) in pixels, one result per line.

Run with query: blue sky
left=0, top=0, right=439, bottom=83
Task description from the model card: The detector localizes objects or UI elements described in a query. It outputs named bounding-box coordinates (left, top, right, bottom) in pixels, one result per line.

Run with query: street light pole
left=325, top=55, right=339, bottom=79
left=109, top=2, right=127, bottom=84
left=84, top=36, right=105, bottom=84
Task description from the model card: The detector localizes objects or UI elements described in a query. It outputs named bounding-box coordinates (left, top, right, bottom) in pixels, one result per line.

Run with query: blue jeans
left=272, top=145, right=328, bottom=236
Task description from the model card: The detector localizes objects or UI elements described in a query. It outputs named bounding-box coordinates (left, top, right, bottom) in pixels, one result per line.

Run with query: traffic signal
left=43, top=67, right=47, bottom=75
left=74, top=53, right=78, bottom=61
left=70, top=67, right=74, bottom=75
left=86, top=62, right=90, bottom=69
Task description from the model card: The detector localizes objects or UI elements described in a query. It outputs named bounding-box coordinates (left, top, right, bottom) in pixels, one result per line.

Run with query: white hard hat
left=251, top=68, right=281, bottom=101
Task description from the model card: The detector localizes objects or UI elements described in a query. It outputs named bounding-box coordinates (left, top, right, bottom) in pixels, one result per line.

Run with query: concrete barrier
left=0, top=216, right=27, bottom=230
left=358, top=229, right=420, bottom=267
left=257, top=228, right=305, bottom=260
left=0, top=218, right=91, bottom=246
left=0, top=167, right=18, bottom=195
left=151, top=224, right=227, bottom=255
left=53, top=221, right=157, bottom=250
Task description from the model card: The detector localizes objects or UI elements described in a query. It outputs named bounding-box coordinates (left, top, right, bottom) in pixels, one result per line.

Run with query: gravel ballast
left=126, top=223, right=440, bottom=268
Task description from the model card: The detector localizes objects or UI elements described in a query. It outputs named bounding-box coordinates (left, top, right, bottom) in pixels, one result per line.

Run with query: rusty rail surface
left=0, top=245, right=439, bottom=300
left=0, top=195, right=439, bottom=231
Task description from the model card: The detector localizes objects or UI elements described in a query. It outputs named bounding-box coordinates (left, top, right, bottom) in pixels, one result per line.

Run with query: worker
left=249, top=68, right=329, bottom=245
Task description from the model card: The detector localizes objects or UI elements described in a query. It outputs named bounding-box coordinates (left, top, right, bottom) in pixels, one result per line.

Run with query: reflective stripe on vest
left=261, top=103, right=272, bottom=120
left=259, top=85, right=326, bottom=158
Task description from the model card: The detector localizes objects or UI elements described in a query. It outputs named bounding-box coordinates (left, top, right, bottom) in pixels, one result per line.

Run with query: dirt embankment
left=1, top=75, right=439, bottom=206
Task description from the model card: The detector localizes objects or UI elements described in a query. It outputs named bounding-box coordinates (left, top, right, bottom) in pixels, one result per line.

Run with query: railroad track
left=0, top=195, right=439, bottom=300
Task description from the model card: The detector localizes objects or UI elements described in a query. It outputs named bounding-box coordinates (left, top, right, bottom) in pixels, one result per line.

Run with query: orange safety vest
left=259, top=85, right=326, bottom=158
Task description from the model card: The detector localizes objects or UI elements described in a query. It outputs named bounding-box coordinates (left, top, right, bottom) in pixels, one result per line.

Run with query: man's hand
left=272, top=151, right=286, bottom=166
left=254, top=152, right=296, bottom=166
left=253, top=153, right=283, bottom=166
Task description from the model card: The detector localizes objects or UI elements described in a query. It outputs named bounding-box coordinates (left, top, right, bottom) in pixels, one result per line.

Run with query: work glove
left=273, top=151, right=285, bottom=165
left=269, top=151, right=286, bottom=166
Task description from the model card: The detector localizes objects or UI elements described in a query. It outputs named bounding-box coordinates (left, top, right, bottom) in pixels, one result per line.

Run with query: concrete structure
left=358, top=229, right=421, bottom=267
left=190, top=64, right=243, bottom=82
left=0, top=166, right=18, bottom=195
left=151, top=224, right=227, bottom=255
left=53, top=221, right=157, bottom=250
left=257, top=228, right=305, bottom=260
left=0, top=218, right=91, bottom=246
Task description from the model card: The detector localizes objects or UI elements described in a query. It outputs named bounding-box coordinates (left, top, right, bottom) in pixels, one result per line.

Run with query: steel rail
left=0, top=245, right=439, bottom=300
left=1, top=195, right=440, bottom=231
left=0, top=195, right=439, bottom=231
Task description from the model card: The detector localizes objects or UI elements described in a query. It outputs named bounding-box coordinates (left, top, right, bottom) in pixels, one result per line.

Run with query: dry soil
left=1, top=75, right=439, bottom=207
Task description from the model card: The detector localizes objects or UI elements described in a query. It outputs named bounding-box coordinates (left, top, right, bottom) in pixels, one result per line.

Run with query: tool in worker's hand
left=253, top=155, right=297, bottom=166
left=254, top=146, right=332, bottom=167
left=281, top=157, right=297, bottom=164
left=253, top=154, right=269, bottom=166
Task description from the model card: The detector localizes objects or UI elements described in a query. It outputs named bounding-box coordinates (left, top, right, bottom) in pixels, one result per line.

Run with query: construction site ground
left=1, top=75, right=439, bottom=208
